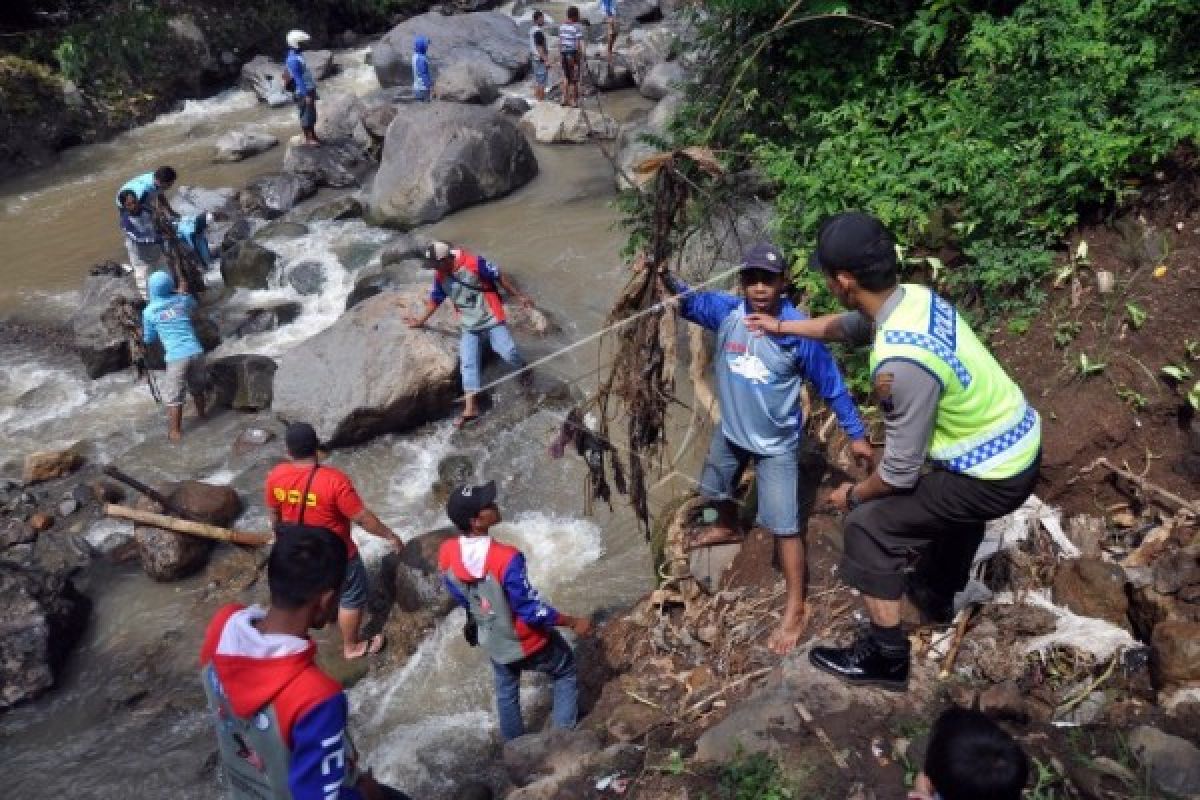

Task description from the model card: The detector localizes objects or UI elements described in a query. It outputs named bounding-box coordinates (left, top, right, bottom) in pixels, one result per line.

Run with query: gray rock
left=436, top=62, right=500, bottom=104
left=639, top=60, right=684, bottom=100
left=307, top=50, right=337, bottom=80
left=617, top=0, right=662, bottom=23
left=232, top=427, right=276, bottom=456
left=73, top=262, right=142, bottom=379
left=83, top=519, right=134, bottom=558
left=253, top=220, right=310, bottom=242
left=360, top=104, right=398, bottom=143
left=386, top=528, right=459, bottom=613
left=0, top=519, right=36, bottom=549
left=502, top=729, right=602, bottom=785
left=172, top=185, right=239, bottom=218
left=220, top=241, right=278, bottom=290
left=694, top=688, right=799, bottom=763
left=272, top=291, right=459, bottom=446
left=372, top=12, right=530, bottom=89
left=286, top=260, right=327, bottom=295
left=315, top=92, right=368, bottom=141
left=586, top=59, right=634, bottom=91
left=134, top=482, right=242, bottom=581
left=0, top=562, right=90, bottom=709
left=622, top=27, right=674, bottom=86
left=614, top=93, right=679, bottom=190
left=240, top=55, right=289, bottom=104
left=239, top=172, right=318, bottom=219
left=57, top=497, right=79, bottom=517
left=213, top=127, right=279, bottom=162
left=380, top=233, right=432, bottom=265
left=781, top=646, right=854, bottom=716
left=521, top=102, right=618, bottom=143
left=300, top=196, right=364, bottom=222
left=228, top=302, right=302, bottom=337
left=168, top=15, right=214, bottom=70
left=345, top=272, right=388, bottom=311
left=1129, top=725, right=1200, bottom=797
left=367, top=103, right=537, bottom=229
left=497, top=95, right=532, bottom=116
left=283, top=138, right=370, bottom=189
left=209, top=354, right=278, bottom=411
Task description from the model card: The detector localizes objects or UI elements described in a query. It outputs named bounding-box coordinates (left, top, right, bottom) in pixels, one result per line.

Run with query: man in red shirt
left=265, top=422, right=405, bottom=659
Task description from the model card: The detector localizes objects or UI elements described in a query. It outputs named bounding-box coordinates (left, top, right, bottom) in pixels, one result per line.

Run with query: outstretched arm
left=498, top=273, right=533, bottom=308
left=352, top=508, right=404, bottom=553
left=745, top=312, right=850, bottom=341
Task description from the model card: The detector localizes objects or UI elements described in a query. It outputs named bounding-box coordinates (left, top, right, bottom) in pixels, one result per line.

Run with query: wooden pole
left=102, top=465, right=195, bottom=520
left=104, top=504, right=274, bottom=547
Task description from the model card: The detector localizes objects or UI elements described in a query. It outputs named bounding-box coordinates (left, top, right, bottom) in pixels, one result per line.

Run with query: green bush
left=660, top=0, right=1200, bottom=317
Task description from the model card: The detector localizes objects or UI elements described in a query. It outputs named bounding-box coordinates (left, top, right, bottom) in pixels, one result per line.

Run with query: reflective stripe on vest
left=870, top=285, right=1041, bottom=480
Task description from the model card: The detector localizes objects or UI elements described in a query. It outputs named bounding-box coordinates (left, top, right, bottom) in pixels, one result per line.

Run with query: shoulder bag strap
left=296, top=464, right=321, bottom=526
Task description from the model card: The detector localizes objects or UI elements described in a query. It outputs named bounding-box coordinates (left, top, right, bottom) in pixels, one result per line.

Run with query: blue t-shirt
left=679, top=287, right=866, bottom=455
left=143, top=291, right=203, bottom=363
left=412, top=52, right=432, bottom=92
left=116, top=171, right=157, bottom=209
left=600, top=0, right=617, bottom=17
left=120, top=207, right=159, bottom=245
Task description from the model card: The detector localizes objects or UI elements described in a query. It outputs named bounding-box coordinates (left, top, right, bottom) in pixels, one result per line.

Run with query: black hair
left=267, top=528, right=348, bottom=609
left=154, top=165, right=177, bottom=185
left=924, top=708, right=1029, bottom=800
left=118, top=189, right=138, bottom=205
left=567, top=5, right=580, bottom=20
left=835, top=257, right=897, bottom=291
left=532, top=9, right=544, bottom=21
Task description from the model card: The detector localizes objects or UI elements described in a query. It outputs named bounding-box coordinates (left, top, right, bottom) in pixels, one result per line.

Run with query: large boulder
left=521, top=102, right=618, bottom=144
left=436, top=62, right=500, bottom=104
left=617, top=0, right=663, bottom=23
left=614, top=93, right=680, bottom=190
left=73, top=262, right=142, bottom=379
left=213, top=127, right=279, bottom=162
left=285, top=260, right=327, bottom=295
left=372, top=12, right=530, bottom=89
left=314, top=92, right=368, bottom=141
left=172, top=185, right=239, bottom=218
left=1129, top=725, right=1200, bottom=798
left=282, top=138, right=370, bottom=189
left=367, top=103, right=538, bottom=229
left=622, top=27, right=675, bottom=86
left=0, top=562, right=90, bottom=709
left=1152, top=620, right=1200, bottom=686
left=209, top=354, right=278, bottom=411
left=586, top=59, right=634, bottom=91
left=306, top=50, right=337, bottom=80
left=239, top=172, right=318, bottom=219
left=272, top=290, right=459, bottom=446
left=226, top=302, right=302, bottom=337
left=639, top=60, right=685, bottom=100
left=134, top=482, right=242, bottom=581
left=239, top=55, right=290, bottom=106
left=220, top=240, right=279, bottom=290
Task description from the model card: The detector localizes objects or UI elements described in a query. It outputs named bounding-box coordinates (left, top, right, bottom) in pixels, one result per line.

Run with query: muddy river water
left=0, top=31, right=693, bottom=799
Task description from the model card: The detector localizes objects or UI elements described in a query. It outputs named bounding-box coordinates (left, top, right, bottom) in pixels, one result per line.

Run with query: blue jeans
left=460, top=324, right=525, bottom=393
left=699, top=430, right=800, bottom=535
left=490, top=629, right=578, bottom=740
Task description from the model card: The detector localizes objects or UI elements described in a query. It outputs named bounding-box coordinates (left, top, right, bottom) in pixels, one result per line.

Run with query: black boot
left=907, top=577, right=955, bottom=626
left=809, top=633, right=910, bottom=691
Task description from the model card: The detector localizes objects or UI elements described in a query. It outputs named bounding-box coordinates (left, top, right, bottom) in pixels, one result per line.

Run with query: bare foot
left=343, top=632, right=386, bottom=660
left=168, top=430, right=182, bottom=442
left=767, top=607, right=811, bottom=656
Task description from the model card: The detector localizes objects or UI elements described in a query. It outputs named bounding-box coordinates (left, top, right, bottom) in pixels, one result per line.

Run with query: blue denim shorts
left=532, top=58, right=548, bottom=87
left=339, top=554, right=368, bottom=610
left=698, top=430, right=802, bottom=536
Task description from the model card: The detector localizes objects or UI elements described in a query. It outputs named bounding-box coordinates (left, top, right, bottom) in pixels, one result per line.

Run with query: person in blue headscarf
left=412, top=35, right=434, bottom=101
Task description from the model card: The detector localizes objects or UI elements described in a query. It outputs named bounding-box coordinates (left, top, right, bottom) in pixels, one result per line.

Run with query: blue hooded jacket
left=142, top=271, right=203, bottom=363
left=412, top=35, right=432, bottom=92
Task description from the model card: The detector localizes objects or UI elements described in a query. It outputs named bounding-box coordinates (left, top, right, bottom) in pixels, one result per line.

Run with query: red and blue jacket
left=428, top=249, right=508, bottom=332
left=200, top=604, right=362, bottom=800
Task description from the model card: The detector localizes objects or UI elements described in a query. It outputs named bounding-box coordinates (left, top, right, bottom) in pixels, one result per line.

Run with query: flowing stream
left=0, top=29, right=675, bottom=799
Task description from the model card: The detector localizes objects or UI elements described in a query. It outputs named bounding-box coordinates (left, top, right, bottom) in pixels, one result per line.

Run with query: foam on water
left=150, top=87, right=260, bottom=127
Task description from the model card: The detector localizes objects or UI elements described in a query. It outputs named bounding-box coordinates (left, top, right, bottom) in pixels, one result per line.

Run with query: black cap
left=285, top=422, right=319, bottom=458
left=740, top=242, right=786, bottom=274
left=446, top=480, right=497, bottom=531
left=808, top=212, right=895, bottom=273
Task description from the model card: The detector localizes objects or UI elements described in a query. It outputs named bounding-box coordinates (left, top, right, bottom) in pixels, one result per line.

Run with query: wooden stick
left=102, top=465, right=195, bottom=520
left=1080, top=457, right=1199, bottom=516
left=104, top=504, right=273, bottom=546
left=939, top=606, right=974, bottom=679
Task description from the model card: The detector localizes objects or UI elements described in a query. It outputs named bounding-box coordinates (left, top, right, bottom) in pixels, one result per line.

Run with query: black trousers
left=839, top=453, right=1040, bottom=601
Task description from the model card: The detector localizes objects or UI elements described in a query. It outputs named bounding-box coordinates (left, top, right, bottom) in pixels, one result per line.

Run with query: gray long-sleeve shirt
left=838, top=287, right=941, bottom=489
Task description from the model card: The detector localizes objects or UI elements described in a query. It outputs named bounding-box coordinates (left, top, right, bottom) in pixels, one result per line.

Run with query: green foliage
left=665, top=0, right=1200, bottom=318
left=1054, top=320, right=1081, bottom=348
left=52, top=36, right=84, bottom=84
left=718, top=751, right=793, bottom=800
left=1125, top=302, right=1148, bottom=329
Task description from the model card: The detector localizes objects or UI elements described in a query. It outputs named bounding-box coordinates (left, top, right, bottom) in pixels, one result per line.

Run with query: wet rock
left=273, top=291, right=459, bottom=445
left=83, top=519, right=134, bottom=559
left=694, top=687, right=799, bottom=763
left=380, top=233, right=432, bottom=265
left=368, top=103, right=537, bottom=229
left=345, top=271, right=388, bottom=311
left=73, top=262, right=142, bottom=379
left=360, top=104, right=398, bottom=144
left=1052, top=557, right=1130, bottom=630
left=585, top=59, right=634, bottom=91
left=301, top=196, right=363, bottom=223
left=221, top=240, right=279, bottom=290
left=209, top=355, right=278, bottom=411
left=978, top=681, right=1029, bottom=722
left=1, top=519, right=36, bottom=548
left=213, top=127, right=278, bottom=162
left=253, top=220, right=310, bottom=241
left=307, top=50, right=337, bottom=80
left=497, top=95, right=532, bottom=116
left=386, top=528, right=457, bottom=612
left=521, top=103, right=618, bottom=143
left=286, top=260, right=327, bottom=295
left=173, top=185, right=239, bottom=218
left=239, top=172, right=318, bottom=219
left=614, top=93, right=679, bottom=190
left=502, top=729, right=602, bottom=785
left=240, top=55, right=291, bottom=105
left=0, top=562, right=90, bottom=709
left=168, top=481, right=242, bottom=526
left=621, top=27, right=675, bottom=86
left=1152, top=620, right=1200, bottom=686
left=618, top=0, right=663, bottom=23
left=283, top=138, right=370, bottom=189
left=1128, top=725, right=1200, bottom=797
left=1153, top=546, right=1200, bottom=595
left=437, top=62, right=500, bottom=104
left=57, top=496, right=79, bottom=517
left=229, top=302, right=302, bottom=337
left=639, top=60, right=685, bottom=100
left=232, top=427, right=277, bottom=456
left=134, top=483, right=240, bottom=581
left=606, top=702, right=666, bottom=742
left=431, top=454, right=476, bottom=505
left=23, top=448, right=83, bottom=484
left=373, top=12, right=530, bottom=89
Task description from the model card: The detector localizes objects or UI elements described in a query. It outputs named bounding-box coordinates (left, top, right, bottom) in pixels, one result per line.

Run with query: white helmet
left=286, top=30, right=311, bottom=49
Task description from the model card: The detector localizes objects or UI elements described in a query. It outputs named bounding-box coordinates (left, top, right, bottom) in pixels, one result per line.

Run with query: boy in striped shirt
left=558, top=6, right=584, bottom=107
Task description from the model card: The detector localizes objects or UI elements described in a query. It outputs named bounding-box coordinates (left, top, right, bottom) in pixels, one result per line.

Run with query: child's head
left=414, top=34, right=429, bottom=55
left=532, top=10, right=544, bottom=25
left=567, top=6, right=580, bottom=21
left=267, top=528, right=348, bottom=629
left=119, top=189, right=141, bottom=213
left=924, top=708, right=1029, bottom=800
left=153, top=165, right=177, bottom=189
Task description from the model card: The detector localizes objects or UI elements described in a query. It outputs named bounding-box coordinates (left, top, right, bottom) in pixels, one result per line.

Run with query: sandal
left=454, top=413, right=480, bottom=429
left=344, top=633, right=386, bottom=660
left=684, top=524, right=746, bottom=552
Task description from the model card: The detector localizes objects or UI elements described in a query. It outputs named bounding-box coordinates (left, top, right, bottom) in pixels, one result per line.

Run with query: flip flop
left=684, top=524, right=746, bottom=552
left=454, top=413, right=480, bottom=429
left=344, top=633, right=386, bottom=660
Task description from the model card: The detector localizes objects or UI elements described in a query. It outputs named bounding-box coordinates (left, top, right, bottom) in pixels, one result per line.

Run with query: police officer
left=745, top=212, right=1041, bottom=690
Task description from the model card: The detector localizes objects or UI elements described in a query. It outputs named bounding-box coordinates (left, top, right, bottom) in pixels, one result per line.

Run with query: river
left=0, top=28, right=676, bottom=800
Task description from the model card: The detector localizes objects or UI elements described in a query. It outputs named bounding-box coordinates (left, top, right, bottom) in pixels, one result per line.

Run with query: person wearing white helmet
left=284, top=29, right=321, bottom=145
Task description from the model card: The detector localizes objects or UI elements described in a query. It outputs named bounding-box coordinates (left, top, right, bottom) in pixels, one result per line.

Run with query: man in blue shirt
left=142, top=270, right=207, bottom=441
left=666, top=243, right=875, bottom=654
left=285, top=30, right=321, bottom=145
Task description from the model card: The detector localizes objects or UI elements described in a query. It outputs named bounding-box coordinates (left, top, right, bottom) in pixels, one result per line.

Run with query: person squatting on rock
left=265, top=422, right=405, bottom=659
left=200, top=527, right=413, bottom=800
left=745, top=212, right=1041, bottom=690
left=405, top=241, right=534, bottom=427
left=558, top=6, right=584, bottom=108
left=529, top=12, right=550, bottom=103
left=907, top=708, right=1029, bottom=800
left=438, top=481, right=594, bottom=740
left=662, top=243, right=874, bottom=656
left=412, top=35, right=434, bottom=102
left=285, top=30, right=321, bottom=146
left=141, top=270, right=207, bottom=441
left=115, top=165, right=177, bottom=295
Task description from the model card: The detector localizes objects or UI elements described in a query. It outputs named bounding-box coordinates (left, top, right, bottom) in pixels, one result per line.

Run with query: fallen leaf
left=1153, top=265, right=1168, bottom=278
